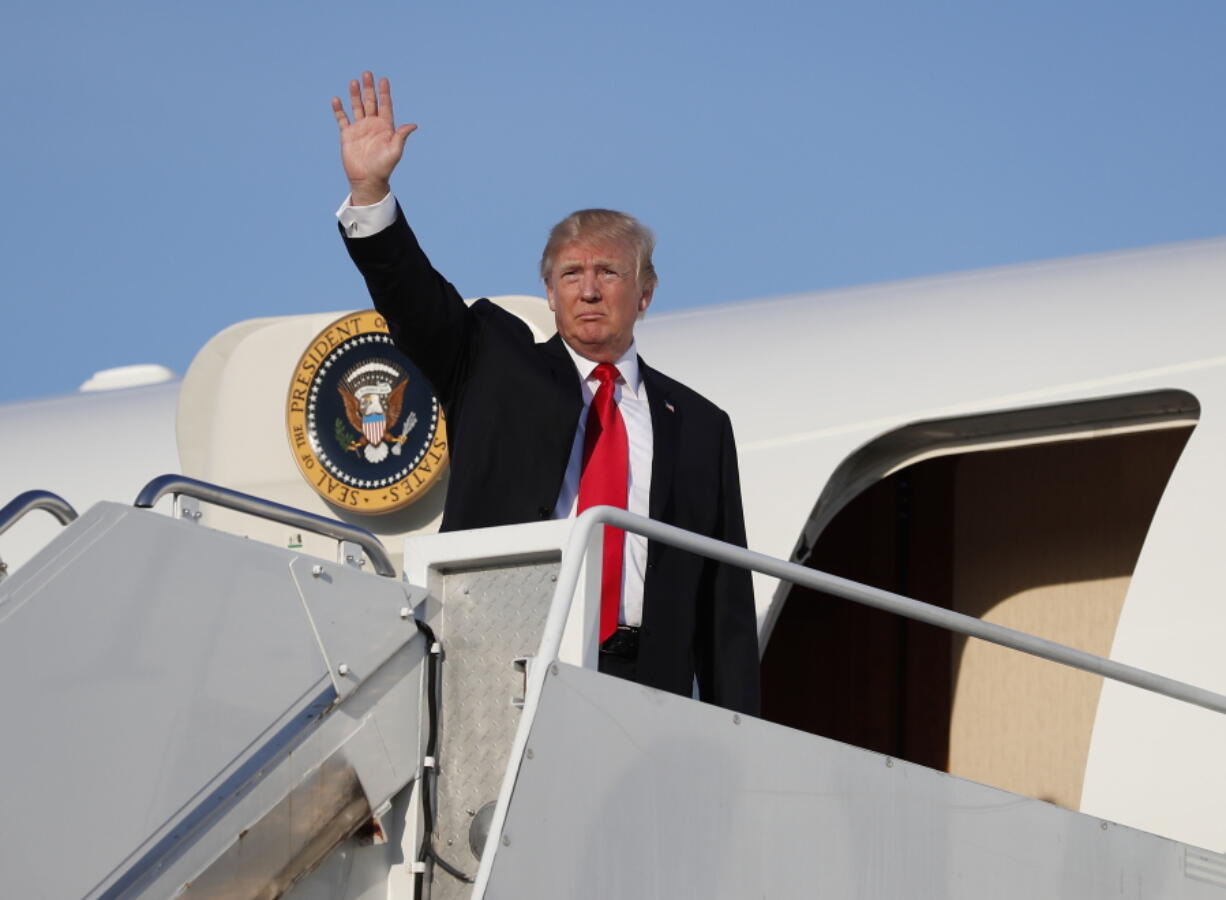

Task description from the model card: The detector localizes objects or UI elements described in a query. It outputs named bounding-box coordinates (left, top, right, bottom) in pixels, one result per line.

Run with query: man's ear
left=545, top=283, right=557, bottom=311
left=638, top=283, right=655, bottom=314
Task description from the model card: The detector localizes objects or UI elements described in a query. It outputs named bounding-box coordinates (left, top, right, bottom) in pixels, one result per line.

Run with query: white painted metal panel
left=482, top=663, right=1226, bottom=899
left=0, top=501, right=426, bottom=899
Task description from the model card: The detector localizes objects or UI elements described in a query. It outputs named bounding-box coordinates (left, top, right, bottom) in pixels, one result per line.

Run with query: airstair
left=3, top=477, right=1226, bottom=899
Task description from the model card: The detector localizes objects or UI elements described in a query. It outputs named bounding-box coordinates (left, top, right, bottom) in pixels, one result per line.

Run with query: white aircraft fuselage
left=2, top=235, right=1224, bottom=861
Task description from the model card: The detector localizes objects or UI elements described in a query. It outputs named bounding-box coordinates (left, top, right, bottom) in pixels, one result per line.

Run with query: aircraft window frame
left=767, top=388, right=1200, bottom=645
left=789, top=389, right=1199, bottom=564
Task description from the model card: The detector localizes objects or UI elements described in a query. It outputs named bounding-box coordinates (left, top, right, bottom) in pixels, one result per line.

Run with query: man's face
left=546, top=237, right=654, bottom=363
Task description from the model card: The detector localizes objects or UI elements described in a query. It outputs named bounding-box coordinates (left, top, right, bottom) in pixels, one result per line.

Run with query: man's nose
left=580, top=271, right=600, bottom=300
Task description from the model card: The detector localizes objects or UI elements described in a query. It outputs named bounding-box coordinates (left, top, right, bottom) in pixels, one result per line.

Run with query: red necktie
left=577, top=363, right=629, bottom=643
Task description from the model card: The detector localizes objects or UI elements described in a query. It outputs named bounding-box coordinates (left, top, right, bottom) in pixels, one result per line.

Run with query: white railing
left=547, top=505, right=1226, bottom=715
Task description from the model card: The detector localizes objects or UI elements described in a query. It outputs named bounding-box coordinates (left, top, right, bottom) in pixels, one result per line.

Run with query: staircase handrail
left=134, top=474, right=397, bottom=577
left=0, top=490, right=79, bottom=541
left=545, top=505, right=1226, bottom=716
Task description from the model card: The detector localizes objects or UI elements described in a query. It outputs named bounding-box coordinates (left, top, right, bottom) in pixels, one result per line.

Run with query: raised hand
left=331, top=71, right=417, bottom=206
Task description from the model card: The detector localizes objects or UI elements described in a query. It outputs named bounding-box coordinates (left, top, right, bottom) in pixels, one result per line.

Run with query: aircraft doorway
left=760, top=390, right=1197, bottom=811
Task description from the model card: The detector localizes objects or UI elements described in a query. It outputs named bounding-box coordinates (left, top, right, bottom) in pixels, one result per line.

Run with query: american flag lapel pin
left=665, top=401, right=675, bottom=413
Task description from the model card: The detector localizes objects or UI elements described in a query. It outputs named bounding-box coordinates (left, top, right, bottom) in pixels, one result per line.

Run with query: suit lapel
left=640, top=358, right=678, bottom=536
left=538, top=334, right=585, bottom=489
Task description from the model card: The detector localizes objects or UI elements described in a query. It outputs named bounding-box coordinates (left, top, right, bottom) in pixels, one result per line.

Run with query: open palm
left=331, top=71, right=417, bottom=205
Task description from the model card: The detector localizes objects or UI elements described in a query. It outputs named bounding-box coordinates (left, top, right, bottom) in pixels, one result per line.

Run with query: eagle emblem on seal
left=287, top=310, right=447, bottom=514
left=337, top=359, right=415, bottom=464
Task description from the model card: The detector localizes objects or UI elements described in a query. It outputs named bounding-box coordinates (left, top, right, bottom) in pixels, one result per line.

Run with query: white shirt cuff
left=336, top=191, right=396, bottom=238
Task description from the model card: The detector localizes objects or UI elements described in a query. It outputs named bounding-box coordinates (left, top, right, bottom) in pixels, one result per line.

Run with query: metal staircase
left=0, top=477, right=428, bottom=899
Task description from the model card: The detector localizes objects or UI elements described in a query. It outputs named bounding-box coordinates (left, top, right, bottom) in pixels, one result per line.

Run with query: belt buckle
left=600, top=625, right=640, bottom=658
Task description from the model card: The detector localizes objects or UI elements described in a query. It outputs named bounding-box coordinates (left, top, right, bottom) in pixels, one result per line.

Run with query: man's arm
left=332, top=72, right=471, bottom=408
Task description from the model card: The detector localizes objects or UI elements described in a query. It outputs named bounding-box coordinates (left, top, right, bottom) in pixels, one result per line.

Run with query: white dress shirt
left=337, top=193, right=654, bottom=626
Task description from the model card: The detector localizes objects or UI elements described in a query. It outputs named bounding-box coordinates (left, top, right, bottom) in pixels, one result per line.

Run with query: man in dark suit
left=332, top=72, right=759, bottom=715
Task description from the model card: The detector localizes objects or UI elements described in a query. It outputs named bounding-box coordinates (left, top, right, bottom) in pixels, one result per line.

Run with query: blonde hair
left=539, top=209, right=657, bottom=291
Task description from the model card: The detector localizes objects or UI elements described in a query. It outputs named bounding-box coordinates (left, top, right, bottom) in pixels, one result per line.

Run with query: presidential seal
left=287, top=310, right=448, bottom=513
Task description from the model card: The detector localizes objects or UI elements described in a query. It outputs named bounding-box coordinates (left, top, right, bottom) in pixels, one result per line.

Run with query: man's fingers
left=331, top=97, right=350, bottom=131
left=349, top=79, right=365, bottom=120
left=361, top=71, right=378, bottom=118
left=378, top=76, right=395, bottom=122
left=393, top=123, right=418, bottom=153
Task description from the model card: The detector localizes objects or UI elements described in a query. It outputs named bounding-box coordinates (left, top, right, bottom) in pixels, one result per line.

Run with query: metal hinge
left=340, top=540, right=367, bottom=570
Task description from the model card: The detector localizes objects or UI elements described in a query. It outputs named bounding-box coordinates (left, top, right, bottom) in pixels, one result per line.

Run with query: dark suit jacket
left=343, top=208, right=760, bottom=715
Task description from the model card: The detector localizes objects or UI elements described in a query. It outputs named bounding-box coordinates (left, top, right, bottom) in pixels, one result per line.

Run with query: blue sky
left=2, top=0, right=1223, bottom=405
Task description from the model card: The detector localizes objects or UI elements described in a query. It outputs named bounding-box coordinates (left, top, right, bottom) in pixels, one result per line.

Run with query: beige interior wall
left=946, top=430, right=1188, bottom=809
